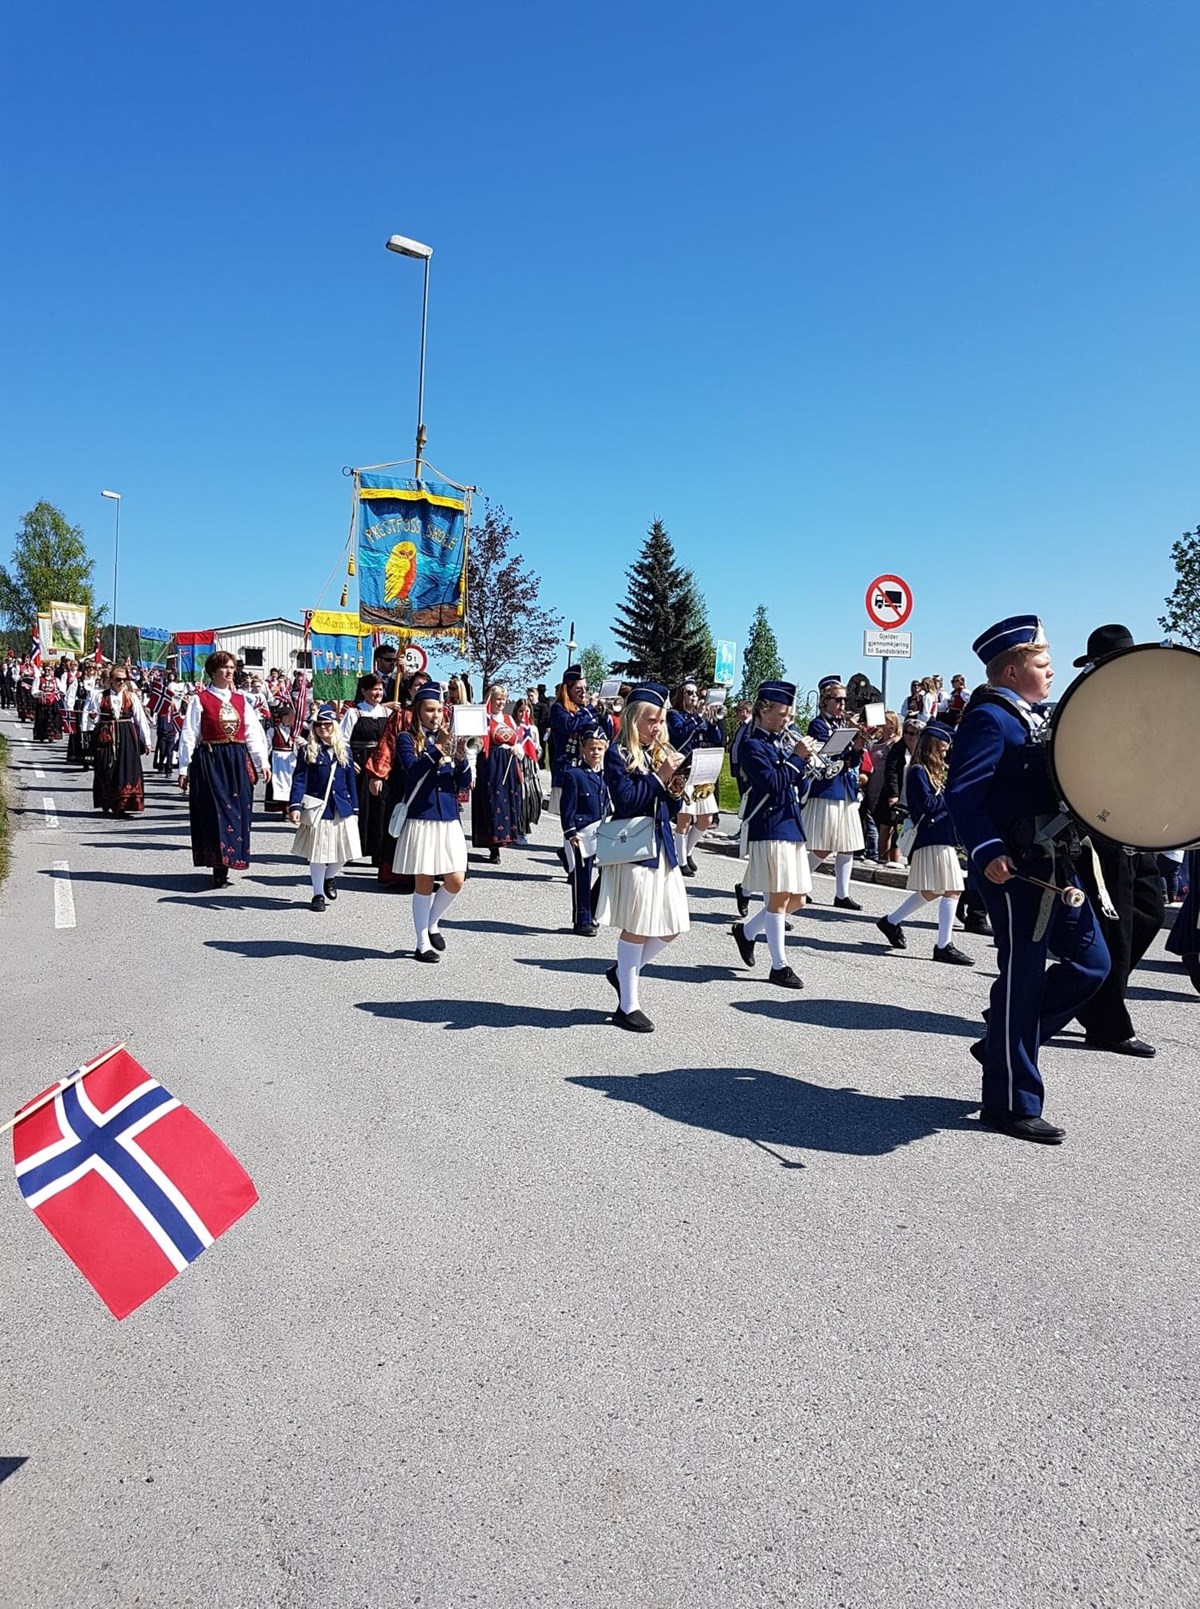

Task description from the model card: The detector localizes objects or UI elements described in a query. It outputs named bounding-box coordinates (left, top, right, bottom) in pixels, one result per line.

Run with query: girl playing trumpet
left=393, top=683, right=472, bottom=962
left=666, top=677, right=726, bottom=877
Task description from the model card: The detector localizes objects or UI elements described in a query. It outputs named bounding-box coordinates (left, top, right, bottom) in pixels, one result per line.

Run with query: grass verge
left=0, top=733, right=9, bottom=888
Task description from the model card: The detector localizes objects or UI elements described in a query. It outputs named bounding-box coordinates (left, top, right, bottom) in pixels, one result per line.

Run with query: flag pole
left=0, top=1044, right=127, bottom=1138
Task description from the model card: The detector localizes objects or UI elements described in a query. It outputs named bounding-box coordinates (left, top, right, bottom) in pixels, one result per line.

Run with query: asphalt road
left=1, top=706, right=1197, bottom=1609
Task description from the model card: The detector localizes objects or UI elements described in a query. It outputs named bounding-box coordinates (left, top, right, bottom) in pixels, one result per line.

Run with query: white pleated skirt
left=597, top=857, right=690, bottom=937
left=680, top=781, right=718, bottom=815
left=908, top=844, right=965, bottom=893
left=292, top=813, right=362, bottom=865
left=393, top=817, right=468, bottom=877
left=744, top=839, right=813, bottom=897
left=802, top=796, right=864, bottom=854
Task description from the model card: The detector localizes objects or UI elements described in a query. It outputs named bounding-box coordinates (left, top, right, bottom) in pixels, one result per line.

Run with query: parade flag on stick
left=8, top=1045, right=258, bottom=1320
left=354, top=467, right=471, bottom=643
left=30, top=623, right=42, bottom=673
left=307, top=609, right=370, bottom=703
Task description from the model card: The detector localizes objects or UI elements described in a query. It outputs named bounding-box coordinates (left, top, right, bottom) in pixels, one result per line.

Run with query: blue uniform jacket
left=945, top=689, right=1057, bottom=870
left=666, top=709, right=725, bottom=757
left=289, top=745, right=359, bottom=820
left=603, top=744, right=681, bottom=869
left=396, top=732, right=472, bottom=822
left=738, top=731, right=807, bottom=843
left=806, top=715, right=863, bottom=803
left=559, top=763, right=609, bottom=840
left=904, top=765, right=957, bottom=850
left=729, top=719, right=753, bottom=796
left=549, top=702, right=598, bottom=788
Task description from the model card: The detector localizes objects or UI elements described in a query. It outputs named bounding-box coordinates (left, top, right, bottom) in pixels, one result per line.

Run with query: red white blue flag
left=11, top=1046, right=257, bottom=1319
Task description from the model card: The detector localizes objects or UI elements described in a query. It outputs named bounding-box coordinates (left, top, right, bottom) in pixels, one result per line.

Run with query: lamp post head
left=385, top=234, right=433, bottom=261
left=100, top=489, right=121, bottom=501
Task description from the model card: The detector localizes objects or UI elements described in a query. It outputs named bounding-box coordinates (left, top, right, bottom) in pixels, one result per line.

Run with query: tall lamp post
left=384, top=233, right=434, bottom=479
left=100, top=490, right=121, bottom=662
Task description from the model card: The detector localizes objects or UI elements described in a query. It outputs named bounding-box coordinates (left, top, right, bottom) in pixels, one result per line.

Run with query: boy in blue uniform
left=946, top=616, right=1110, bottom=1144
left=560, top=729, right=610, bottom=937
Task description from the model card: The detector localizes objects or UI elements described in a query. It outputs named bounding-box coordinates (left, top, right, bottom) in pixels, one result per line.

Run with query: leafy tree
left=611, top=518, right=710, bottom=687
left=1159, top=524, right=1200, bottom=648
left=465, top=500, right=564, bottom=690
left=0, top=502, right=107, bottom=643
left=579, top=642, right=609, bottom=691
left=738, top=604, right=786, bottom=701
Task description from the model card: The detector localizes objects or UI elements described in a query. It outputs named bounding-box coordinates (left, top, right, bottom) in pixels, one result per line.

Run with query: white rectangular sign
left=863, top=629, right=912, bottom=659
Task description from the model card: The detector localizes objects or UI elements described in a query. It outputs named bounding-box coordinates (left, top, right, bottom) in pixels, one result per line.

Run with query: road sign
left=865, top=574, right=913, bottom=630
left=714, top=639, right=737, bottom=686
left=402, top=644, right=428, bottom=675
left=864, top=629, right=911, bottom=659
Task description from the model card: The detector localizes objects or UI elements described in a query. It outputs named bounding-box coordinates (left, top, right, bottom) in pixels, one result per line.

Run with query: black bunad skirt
left=189, top=741, right=255, bottom=868
left=470, top=743, right=521, bottom=848
left=93, top=719, right=146, bottom=813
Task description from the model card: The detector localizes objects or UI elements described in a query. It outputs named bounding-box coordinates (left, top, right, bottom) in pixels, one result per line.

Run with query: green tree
left=579, top=642, right=609, bottom=691
left=1159, top=524, right=1200, bottom=648
left=465, top=500, right=564, bottom=690
left=738, top=604, right=786, bottom=701
left=681, top=570, right=717, bottom=687
left=0, top=502, right=107, bottom=644
left=611, top=518, right=710, bottom=687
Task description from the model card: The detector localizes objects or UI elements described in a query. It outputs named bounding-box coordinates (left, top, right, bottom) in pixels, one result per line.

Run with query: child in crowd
left=288, top=704, right=361, bottom=912
left=559, top=729, right=610, bottom=936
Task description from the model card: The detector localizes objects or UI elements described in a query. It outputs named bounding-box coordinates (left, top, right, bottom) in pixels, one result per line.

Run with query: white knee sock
left=412, top=892, right=433, bottom=951
left=616, top=939, right=641, bottom=1013
left=640, top=936, right=668, bottom=967
left=808, top=850, right=826, bottom=878
left=428, top=884, right=457, bottom=933
left=937, top=896, right=956, bottom=948
left=310, top=863, right=326, bottom=897
left=685, top=826, right=700, bottom=859
left=741, top=907, right=767, bottom=940
left=324, top=860, right=342, bottom=883
left=835, top=853, right=854, bottom=900
left=888, top=892, right=926, bottom=925
left=674, top=829, right=689, bottom=865
left=764, top=911, right=787, bottom=970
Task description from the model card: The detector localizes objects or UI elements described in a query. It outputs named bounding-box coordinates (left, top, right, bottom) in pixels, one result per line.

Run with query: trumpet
left=650, top=737, right=689, bottom=795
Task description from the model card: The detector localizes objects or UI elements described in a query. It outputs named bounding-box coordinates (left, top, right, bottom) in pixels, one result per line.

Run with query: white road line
left=51, top=860, right=77, bottom=929
left=34, top=768, right=46, bottom=779
left=42, top=796, right=58, bottom=828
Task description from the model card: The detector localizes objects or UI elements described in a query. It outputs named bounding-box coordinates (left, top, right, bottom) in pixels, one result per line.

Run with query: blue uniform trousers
left=978, top=874, right=1109, bottom=1116
left=569, top=843, right=597, bottom=929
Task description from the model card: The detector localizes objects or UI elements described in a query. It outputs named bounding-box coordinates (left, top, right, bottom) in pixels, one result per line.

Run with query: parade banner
left=49, top=602, right=88, bottom=657
left=307, top=609, right=370, bottom=703
left=138, top=625, right=171, bottom=669
left=356, top=471, right=469, bottom=640
left=173, top=630, right=215, bottom=678
left=37, top=614, right=53, bottom=661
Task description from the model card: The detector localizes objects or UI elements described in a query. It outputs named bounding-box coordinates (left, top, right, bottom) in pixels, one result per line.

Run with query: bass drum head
left=1050, top=643, right=1200, bottom=851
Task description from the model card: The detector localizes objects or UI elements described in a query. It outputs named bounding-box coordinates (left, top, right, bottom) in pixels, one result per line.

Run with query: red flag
left=94, top=637, right=103, bottom=668
left=11, top=1046, right=257, bottom=1319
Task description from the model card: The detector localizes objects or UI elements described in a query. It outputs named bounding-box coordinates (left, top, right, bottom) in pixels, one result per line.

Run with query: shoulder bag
left=595, top=814, right=657, bottom=867
left=299, top=757, right=336, bottom=828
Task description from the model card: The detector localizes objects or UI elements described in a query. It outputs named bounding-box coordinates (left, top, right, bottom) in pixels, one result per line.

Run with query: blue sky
left=2, top=0, right=1196, bottom=696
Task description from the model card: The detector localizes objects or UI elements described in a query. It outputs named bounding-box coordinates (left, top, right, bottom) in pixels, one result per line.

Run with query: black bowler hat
left=1073, top=623, right=1135, bottom=668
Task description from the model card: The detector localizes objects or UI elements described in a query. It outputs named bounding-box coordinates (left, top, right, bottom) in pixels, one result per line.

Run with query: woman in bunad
left=873, top=721, right=974, bottom=966
left=365, top=671, right=430, bottom=891
left=287, top=704, right=361, bottom=912
left=510, top=697, right=544, bottom=842
left=339, top=673, right=389, bottom=864
left=665, top=676, right=726, bottom=878
left=393, top=682, right=471, bottom=962
left=32, top=659, right=64, bottom=743
left=261, top=696, right=298, bottom=815
left=86, top=664, right=153, bottom=815
left=804, top=676, right=869, bottom=910
left=596, top=683, right=689, bottom=1034
left=548, top=666, right=598, bottom=817
left=177, top=649, right=270, bottom=888
left=730, top=681, right=816, bottom=989
left=470, top=680, right=526, bottom=865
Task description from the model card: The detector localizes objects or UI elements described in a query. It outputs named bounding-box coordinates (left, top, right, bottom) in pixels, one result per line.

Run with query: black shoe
left=613, top=1007, right=654, bottom=1033
left=980, top=1109, right=1066, bottom=1144
left=310, top=894, right=326, bottom=912
left=323, top=879, right=338, bottom=901
left=574, top=923, right=599, bottom=937
left=732, top=923, right=757, bottom=967
left=734, top=882, right=750, bottom=919
left=933, top=943, right=975, bottom=966
left=680, top=862, right=697, bottom=879
left=414, top=946, right=440, bottom=963
left=686, top=856, right=698, bottom=873
left=833, top=895, right=863, bottom=911
left=962, top=915, right=992, bottom=936
left=212, top=868, right=229, bottom=888
left=768, top=965, right=804, bottom=990
left=1084, top=1035, right=1156, bottom=1058
left=605, top=964, right=620, bottom=997
left=969, top=1040, right=986, bottom=1066
left=489, top=848, right=500, bottom=864
left=784, top=919, right=795, bottom=931
left=876, top=915, right=907, bottom=950
left=427, top=931, right=446, bottom=952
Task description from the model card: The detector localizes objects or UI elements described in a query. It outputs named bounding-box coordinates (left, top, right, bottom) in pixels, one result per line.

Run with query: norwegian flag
left=30, top=624, right=41, bottom=672
left=11, top=1046, right=257, bottom=1319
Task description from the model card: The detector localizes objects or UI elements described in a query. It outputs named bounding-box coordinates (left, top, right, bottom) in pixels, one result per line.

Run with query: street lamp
left=100, top=490, right=121, bottom=662
left=384, top=233, right=433, bottom=478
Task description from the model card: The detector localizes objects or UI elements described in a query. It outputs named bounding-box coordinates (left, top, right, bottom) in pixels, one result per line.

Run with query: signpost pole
left=880, top=657, right=888, bottom=707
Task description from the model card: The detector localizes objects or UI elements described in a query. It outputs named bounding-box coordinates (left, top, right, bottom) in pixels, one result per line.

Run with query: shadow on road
left=40, top=868, right=210, bottom=894
left=732, top=998, right=982, bottom=1037
left=448, top=917, right=559, bottom=938
left=159, top=892, right=284, bottom=910
left=567, top=1066, right=979, bottom=1158
left=0, top=1457, right=27, bottom=1487
left=208, top=938, right=397, bottom=962
left=517, top=955, right=739, bottom=986
left=357, top=998, right=611, bottom=1030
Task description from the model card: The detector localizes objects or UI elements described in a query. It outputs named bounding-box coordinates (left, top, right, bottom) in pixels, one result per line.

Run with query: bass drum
left=1049, top=642, right=1200, bottom=852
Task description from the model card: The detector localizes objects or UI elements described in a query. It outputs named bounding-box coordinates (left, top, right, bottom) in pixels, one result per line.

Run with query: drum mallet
left=1016, top=873, right=1086, bottom=908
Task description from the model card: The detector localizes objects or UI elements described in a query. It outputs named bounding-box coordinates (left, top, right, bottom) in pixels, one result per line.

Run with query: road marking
left=51, top=860, right=77, bottom=929
left=34, top=768, right=46, bottom=779
left=42, top=796, right=58, bottom=828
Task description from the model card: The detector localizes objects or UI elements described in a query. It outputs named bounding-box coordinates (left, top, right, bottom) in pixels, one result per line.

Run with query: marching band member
left=470, top=680, right=526, bottom=864
left=548, top=666, right=597, bottom=816
left=559, top=728, right=610, bottom=936
left=287, top=704, right=361, bottom=911
left=666, top=677, right=725, bottom=877
left=874, top=721, right=974, bottom=964
left=731, top=681, right=815, bottom=989
left=1166, top=848, right=1200, bottom=993
left=86, top=665, right=152, bottom=815
left=393, top=683, right=471, bottom=962
left=340, top=674, right=389, bottom=861
left=364, top=672, right=430, bottom=889
left=805, top=676, right=868, bottom=908
left=596, top=684, right=689, bottom=1033
left=178, top=650, right=270, bottom=887
left=945, top=616, right=1109, bottom=1145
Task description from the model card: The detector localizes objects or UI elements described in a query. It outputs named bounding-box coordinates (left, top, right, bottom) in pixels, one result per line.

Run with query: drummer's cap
left=924, top=720, right=954, bottom=742
left=1072, top=623, right=1134, bottom=668
left=757, top=680, right=796, bottom=704
left=971, top=615, right=1046, bottom=664
left=628, top=682, right=669, bottom=708
left=412, top=681, right=443, bottom=704
left=817, top=674, right=843, bottom=692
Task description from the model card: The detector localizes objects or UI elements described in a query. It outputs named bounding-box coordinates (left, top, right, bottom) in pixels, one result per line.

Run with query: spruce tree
left=612, top=519, right=711, bottom=687
left=738, top=604, right=786, bottom=701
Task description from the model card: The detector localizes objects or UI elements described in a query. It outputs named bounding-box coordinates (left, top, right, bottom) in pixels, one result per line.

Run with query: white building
left=213, top=617, right=306, bottom=674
